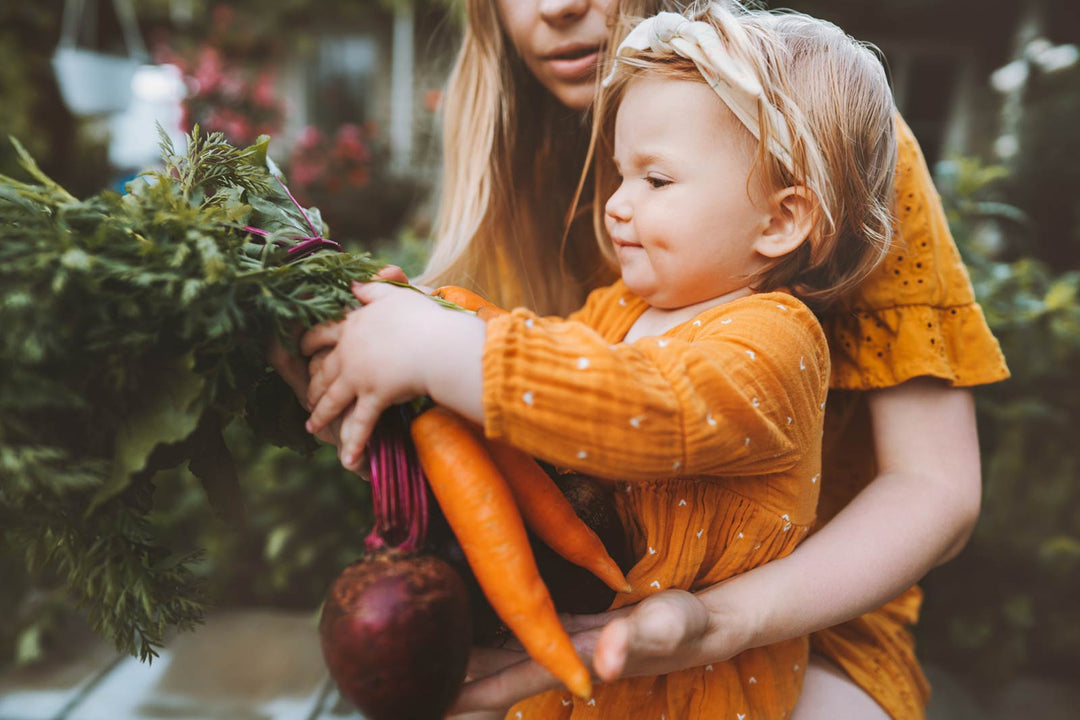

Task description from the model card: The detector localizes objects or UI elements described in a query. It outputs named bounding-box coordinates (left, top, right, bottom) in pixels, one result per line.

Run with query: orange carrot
left=475, top=304, right=509, bottom=322
left=430, top=285, right=505, bottom=316
left=482, top=436, right=631, bottom=594
left=410, top=406, right=592, bottom=699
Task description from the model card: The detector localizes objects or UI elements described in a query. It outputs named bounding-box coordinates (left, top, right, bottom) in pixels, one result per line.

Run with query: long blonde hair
left=589, top=2, right=897, bottom=310
left=421, top=0, right=684, bottom=315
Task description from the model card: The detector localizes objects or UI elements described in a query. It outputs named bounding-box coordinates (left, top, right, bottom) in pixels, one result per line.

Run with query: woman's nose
left=539, top=0, right=590, bottom=27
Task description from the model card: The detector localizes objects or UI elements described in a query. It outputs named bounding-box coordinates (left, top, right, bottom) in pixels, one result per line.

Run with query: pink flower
left=290, top=161, right=325, bottom=188
left=298, top=126, right=325, bottom=150
left=253, top=72, right=279, bottom=108
left=193, top=47, right=224, bottom=92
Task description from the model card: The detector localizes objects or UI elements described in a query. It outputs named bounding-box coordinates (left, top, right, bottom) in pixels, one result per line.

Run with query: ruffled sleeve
left=820, top=116, right=1010, bottom=390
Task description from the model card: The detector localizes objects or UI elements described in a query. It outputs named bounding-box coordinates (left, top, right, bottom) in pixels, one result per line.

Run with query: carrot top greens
left=0, top=127, right=382, bottom=661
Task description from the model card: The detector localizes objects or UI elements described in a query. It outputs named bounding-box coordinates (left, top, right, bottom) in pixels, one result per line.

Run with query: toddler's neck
left=624, top=286, right=756, bottom=343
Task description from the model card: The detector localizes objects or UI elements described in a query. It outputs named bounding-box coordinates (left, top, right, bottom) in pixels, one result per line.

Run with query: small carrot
left=482, top=436, right=631, bottom=594
left=430, top=285, right=505, bottom=317
left=476, top=304, right=508, bottom=322
left=410, top=406, right=592, bottom=699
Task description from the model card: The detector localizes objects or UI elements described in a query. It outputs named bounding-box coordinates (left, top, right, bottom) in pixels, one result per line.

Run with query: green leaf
left=242, top=134, right=272, bottom=173
left=187, top=413, right=246, bottom=527
left=90, top=355, right=205, bottom=514
left=15, top=625, right=43, bottom=666
left=1044, top=276, right=1078, bottom=312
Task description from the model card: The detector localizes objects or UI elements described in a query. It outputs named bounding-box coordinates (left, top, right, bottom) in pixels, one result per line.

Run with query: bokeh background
left=1, top=0, right=1078, bottom=716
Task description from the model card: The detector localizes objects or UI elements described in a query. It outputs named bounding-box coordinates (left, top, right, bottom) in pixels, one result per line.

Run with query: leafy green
left=0, top=127, right=382, bottom=661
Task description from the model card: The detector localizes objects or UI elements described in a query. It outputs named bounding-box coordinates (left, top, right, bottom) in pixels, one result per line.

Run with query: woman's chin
left=547, top=79, right=598, bottom=111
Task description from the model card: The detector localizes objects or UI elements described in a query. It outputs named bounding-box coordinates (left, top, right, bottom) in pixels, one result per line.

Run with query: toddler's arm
left=481, top=294, right=827, bottom=481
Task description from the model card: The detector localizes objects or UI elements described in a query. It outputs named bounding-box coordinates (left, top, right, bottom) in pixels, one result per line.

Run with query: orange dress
left=483, top=285, right=830, bottom=718
left=809, top=116, right=1009, bottom=719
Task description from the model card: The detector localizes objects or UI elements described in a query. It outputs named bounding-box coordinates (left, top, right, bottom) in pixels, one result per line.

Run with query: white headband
left=603, top=11, right=796, bottom=175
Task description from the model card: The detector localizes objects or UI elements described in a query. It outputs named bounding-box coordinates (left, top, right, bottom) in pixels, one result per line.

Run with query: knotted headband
left=602, top=10, right=797, bottom=176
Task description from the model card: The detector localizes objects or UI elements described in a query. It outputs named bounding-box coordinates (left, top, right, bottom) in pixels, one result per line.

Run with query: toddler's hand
left=303, top=281, right=445, bottom=471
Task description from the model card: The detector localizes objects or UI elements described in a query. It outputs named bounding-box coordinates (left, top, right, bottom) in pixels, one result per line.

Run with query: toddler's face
left=496, top=0, right=615, bottom=110
left=605, top=77, right=772, bottom=310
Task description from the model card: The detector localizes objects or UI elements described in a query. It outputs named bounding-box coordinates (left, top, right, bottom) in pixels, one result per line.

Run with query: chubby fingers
left=336, top=396, right=385, bottom=472
left=374, top=264, right=409, bottom=283
left=299, top=318, right=344, bottom=357
left=305, top=349, right=336, bottom=414
left=350, top=279, right=403, bottom=305
left=305, top=370, right=356, bottom=437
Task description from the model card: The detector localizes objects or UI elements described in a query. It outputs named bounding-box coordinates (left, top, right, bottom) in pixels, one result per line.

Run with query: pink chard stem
left=364, top=405, right=428, bottom=553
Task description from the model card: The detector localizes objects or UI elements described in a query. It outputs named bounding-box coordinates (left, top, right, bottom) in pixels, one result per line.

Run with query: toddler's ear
left=754, top=186, right=817, bottom=259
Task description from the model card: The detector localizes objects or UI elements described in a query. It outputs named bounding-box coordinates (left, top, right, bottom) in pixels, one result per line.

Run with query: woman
left=278, top=1, right=1009, bottom=717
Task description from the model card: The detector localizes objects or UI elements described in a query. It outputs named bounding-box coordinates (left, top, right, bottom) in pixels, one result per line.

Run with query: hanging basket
left=52, top=0, right=148, bottom=117
left=52, top=48, right=143, bottom=116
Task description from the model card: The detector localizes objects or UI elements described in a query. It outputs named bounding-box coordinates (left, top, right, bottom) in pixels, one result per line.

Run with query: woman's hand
left=449, top=589, right=743, bottom=715
left=267, top=331, right=344, bottom=446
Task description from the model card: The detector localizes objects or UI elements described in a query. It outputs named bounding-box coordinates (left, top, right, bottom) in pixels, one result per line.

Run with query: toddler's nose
left=605, top=185, right=632, bottom=223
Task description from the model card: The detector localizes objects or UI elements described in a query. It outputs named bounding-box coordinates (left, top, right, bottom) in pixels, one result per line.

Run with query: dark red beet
left=537, top=472, right=632, bottom=614
left=319, top=549, right=472, bottom=720
left=319, top=406, right=472, bottom=719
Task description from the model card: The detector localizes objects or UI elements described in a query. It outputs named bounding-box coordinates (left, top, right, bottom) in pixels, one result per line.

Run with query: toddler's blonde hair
left=589, top=1, right=898, bottom=310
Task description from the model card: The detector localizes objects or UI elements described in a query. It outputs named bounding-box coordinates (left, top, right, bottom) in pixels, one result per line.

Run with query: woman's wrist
left=695, top=574, right=772, bottom=659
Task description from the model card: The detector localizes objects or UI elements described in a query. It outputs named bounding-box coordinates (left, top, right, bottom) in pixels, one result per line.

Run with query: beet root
left=319, top=549, right=472, bottom=720
left=537, top=472, right=632, bottom=614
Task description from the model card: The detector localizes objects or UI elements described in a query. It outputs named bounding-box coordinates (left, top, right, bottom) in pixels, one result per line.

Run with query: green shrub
left=918, top=156, right=1080, bottom=689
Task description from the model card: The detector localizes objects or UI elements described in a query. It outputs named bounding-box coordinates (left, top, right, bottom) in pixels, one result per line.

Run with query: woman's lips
left=544, top=48, right=600, bottom=81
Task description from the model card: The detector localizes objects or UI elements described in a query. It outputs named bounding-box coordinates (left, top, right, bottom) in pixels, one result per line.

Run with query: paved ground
left=1, top=610, right=1076, bottom=719
left=0, top=611, right=361, bottom=720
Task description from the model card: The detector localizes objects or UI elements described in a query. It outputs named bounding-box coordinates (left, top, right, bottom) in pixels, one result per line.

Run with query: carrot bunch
left=406, top=287, right=633, bottom=699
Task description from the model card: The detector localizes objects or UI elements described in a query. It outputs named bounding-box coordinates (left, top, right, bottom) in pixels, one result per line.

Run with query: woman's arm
left=450, top=376, right=983, bottom=713
left=708, top=376, right=982, bottom=651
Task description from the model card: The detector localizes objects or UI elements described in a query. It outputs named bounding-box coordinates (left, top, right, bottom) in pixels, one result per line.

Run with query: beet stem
left=365, top=404, right=427, bottom=553
left=275, top=174, right=320, bottom=238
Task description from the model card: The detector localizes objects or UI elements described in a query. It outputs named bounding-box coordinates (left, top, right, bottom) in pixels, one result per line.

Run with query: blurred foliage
left=917, top=154, right=1080, bottom=690
left=163, top=6, right=287, bottom=147
left=0, top=2, right=437, bottom=670
left=1005, top=62, right=1080, bottom=270
left=0, top=3, right=112, bottom=196
left=285, top=124, right=424, bottom=247
left=146, top=425, right=372, bottom=612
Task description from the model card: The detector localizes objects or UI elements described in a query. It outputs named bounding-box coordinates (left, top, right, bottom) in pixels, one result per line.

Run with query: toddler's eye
left=645, top=175, right=671, bottom=189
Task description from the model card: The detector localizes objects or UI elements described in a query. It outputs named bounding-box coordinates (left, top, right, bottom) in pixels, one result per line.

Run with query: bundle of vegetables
left=316, top=284, right=632, bottom=711
left=0, top=128, right=381, bottom=661
left=321, top=400, right=631, bottom=715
